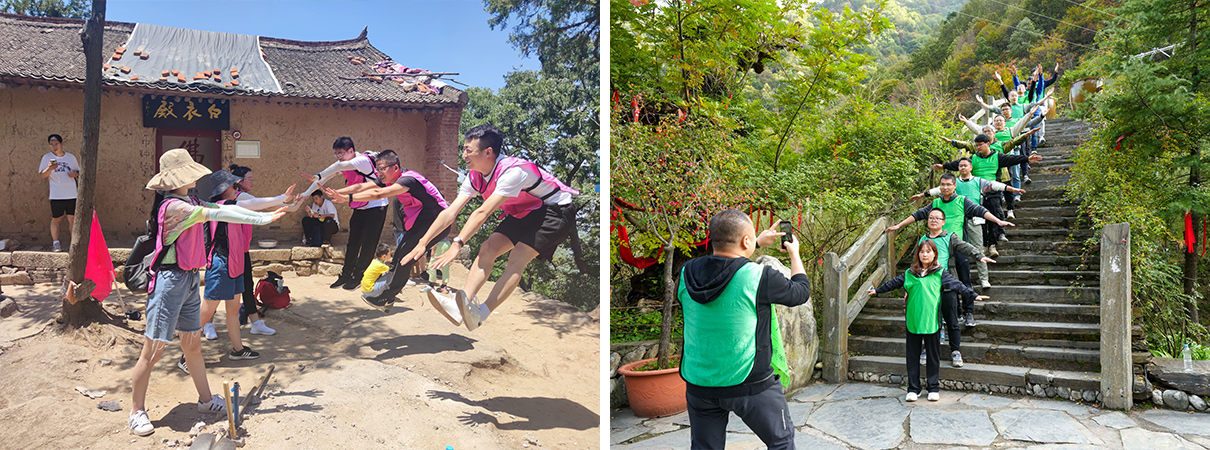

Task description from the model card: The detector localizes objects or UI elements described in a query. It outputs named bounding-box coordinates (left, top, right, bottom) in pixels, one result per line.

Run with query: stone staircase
left=846, top=117, right=1110, bottom=401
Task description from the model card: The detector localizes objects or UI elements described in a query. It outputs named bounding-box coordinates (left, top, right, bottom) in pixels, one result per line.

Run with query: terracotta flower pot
left=617, top=356, right=687, bottom=418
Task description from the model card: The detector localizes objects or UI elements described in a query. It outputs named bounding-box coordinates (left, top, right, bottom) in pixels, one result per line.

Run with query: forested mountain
left=818, top=0, right=970, bottom=64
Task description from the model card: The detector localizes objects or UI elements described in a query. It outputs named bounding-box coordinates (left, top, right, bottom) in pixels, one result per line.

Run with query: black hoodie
left=679, top=255, right=811, bottom=397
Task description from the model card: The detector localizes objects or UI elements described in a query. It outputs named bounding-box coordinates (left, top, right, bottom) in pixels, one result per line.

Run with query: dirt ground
left=0, top=265, right=601, bottom=449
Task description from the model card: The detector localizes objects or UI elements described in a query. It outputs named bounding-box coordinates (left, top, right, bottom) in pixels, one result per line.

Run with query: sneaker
left=177, top=355, right=190, bottom=375
left=361, top=294, right=392, bottom=312
left=341, top=280, right=361, bottom=290
left=203, top=323, right=218, bottom=340
left=249, top=320, right=275, bottom=335
left=456, top=290, right=482, bottom=332
left=428, top=290, right=463, bottom=325
left=964, top=312, right=977, bottom=327
left=905, top=392, right=918, bottom=402
left=228, top=346, right=259, bottom=361
left=998, top=234, right=1009, bottom=242
left=1007, top=210, right=1016, bottom=219
left=329, top=277, right=347, bottom=289
left=198, top=394, right=227, bottom=414
left=52, top=241, right=62, bottom=252
left=1024, top=175, right=1033, bottom=184
left=952, top=351, right=964, bottom=367
left=920, top=351, right=927, bottom=366
left=988, top=245, right=999, bottom=258
left=405, top=278, right=418, bottom=286
left=129, top=409, right=154, bottom=436
left=981, top=279, right=991, bottom=289
left=927, top=392, right=940, bottom=401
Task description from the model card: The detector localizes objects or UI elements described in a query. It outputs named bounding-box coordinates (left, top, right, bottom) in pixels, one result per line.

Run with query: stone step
left=977, top=285, right=1100, bottom=304
left=997, top=240, right=1089, bottom=255
left=1002, top=229, right=1093, bottom=240
left=1012, top=205, right=1080, bottom=219
left=989, top=255, right=1099, bottom=271
left=863, top=298, right=1099, bottom=323
left=988, top=269, right=1098, bottom=285
left=1015, top=197, right=1078, bottom=208
left=1006, top=216, right=1081, bottom=228
left=850, top=315, right=1101, bottom=344
left=849, top=336, right=1101, bottom=372
left=847, top=355, right=1101, bottom=392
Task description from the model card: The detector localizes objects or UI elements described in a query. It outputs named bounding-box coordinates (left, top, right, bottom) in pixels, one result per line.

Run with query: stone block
left=1149, top=358, right=1210, bottom=396
left=610, top=352, right=621, bottom=377
left=11, top=251, right=70, bottom=268
left=0, top=299, right=17, bottom=317
left=0, top=271, right=33, bottom=285
left=249, top=249, right=291, bottom=262
left=0, top=252, right=10, bottom=266
left=109, top=248, right=132, bottom=264
left=291, top=246, right=323, bottom=260
left=294, top=263, right=314, bottom=277
left=324, top=245, right=346, bottom=260
left=1192, top=395, right=1207, bottom=411
left=610, top=377, right=628, bottom=409
left=622, top=346, right=647, bottom=366
left=317, top=262, right=342, bottom=277
left=1163, top=389, right=1190, bottom=410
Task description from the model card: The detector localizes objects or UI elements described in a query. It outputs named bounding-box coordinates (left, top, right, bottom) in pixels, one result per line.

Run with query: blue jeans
left=145, top=268, right=202, bottom=342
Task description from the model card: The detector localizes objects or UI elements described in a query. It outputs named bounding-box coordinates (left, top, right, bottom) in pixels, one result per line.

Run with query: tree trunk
left=63, top=0, right=109, bottom=327
left=656, top=243, right=677, bottom=369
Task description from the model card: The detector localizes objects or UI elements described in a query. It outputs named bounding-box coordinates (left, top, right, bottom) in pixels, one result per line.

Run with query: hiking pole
left=232, top=382, right=241, bottom=427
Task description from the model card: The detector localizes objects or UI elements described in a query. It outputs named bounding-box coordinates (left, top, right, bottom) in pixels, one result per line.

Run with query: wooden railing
left=820, top=216, right=919, bottom=382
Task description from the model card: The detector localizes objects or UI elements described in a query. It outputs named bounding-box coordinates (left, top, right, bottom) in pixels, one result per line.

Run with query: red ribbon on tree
left=1185, top=211, right=1196, bottom=254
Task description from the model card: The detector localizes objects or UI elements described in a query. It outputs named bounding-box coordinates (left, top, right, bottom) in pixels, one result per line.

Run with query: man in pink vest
left=325, top=149, right=454, bottom=313
left=403, top=125, right=579, bottom=331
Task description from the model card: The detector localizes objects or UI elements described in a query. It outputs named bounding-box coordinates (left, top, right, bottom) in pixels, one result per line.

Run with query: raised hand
left=267, top=206, right=288, bottom=222
left=300, top=172, right=319, bottom=183
left=958, top=113, right=968, bottom=122
left=909, top=192, right=926, bottom=202
left=980, top=257, right=996, bottom=264
left=323, top=186, right=344, bottom=202
left=993, top=71, right=1002, bottom=82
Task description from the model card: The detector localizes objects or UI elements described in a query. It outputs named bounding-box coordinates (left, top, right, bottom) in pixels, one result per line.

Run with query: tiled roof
left=0, top=13, right=463, bottom=106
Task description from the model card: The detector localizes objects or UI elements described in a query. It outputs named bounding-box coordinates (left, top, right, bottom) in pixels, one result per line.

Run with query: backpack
left=123, top=194, right=175, bottom=293
left=254, top=271, right=292, bottom=309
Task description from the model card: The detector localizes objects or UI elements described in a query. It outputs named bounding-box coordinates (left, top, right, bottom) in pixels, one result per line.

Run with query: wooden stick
left=240, top=364, right=275, bottom=411
left=222, top=380, right=236, bottom=439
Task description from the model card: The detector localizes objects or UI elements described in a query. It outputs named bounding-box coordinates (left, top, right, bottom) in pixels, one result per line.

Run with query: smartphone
left=779, top=221, right=793, bottom=245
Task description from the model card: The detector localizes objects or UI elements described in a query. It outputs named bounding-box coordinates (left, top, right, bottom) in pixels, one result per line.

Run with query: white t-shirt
left=307, top=199, right=340, bottom=226
left=38, top=152, right=80, bottom=200
left=458, top=155, right=572, bottom=206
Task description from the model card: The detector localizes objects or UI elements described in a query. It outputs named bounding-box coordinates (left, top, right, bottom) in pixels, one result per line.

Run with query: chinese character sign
left=143, top=95, right=230, bottom=130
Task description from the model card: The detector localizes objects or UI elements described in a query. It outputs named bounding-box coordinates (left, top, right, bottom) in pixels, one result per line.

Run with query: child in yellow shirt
left=361, top=243, right=393, bottom=311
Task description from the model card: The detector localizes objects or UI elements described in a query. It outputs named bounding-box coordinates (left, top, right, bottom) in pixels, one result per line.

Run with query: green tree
left=0, top=0, right=88, bottom=17
left=1006, top=17, right=1041, bottom=58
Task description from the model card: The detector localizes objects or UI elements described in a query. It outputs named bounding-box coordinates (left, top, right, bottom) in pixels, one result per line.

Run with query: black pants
left=951, top=251, right=971, bottom=288
left=241, top=254, right=256, bottom=323
left=906, top=330, right=941, bottom=394
left=686, top=382, right=794, bottom=450
left=982, top=192, right=1005, bottom=245
left=940, top=290, right=961, bottom=352
left=340, top=206, right=388, bottom=282
left=302, top=217, right=338, bottom=247
left=380, top=222, right=453, bottom=299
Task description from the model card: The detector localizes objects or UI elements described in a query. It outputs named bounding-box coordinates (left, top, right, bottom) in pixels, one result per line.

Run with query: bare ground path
left=0, top=265, right=600, bottom=449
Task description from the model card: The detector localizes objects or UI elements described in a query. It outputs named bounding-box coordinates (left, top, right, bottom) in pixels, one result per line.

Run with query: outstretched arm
left=327, top=182, right=407, bottom=204
left=404, top=195, right=474, bottom=266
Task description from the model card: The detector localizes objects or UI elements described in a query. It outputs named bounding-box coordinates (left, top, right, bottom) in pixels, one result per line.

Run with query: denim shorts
left=204, top=253, right=245, bottom=300
left=144, top=268, right=202, bottom=342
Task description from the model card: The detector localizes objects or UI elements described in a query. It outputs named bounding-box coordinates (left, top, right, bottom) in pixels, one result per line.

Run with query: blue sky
left=105, top=0, right=537, bottom=91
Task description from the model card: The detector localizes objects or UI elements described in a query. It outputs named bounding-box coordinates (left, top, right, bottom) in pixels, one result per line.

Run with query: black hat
left=974, top=134, right=992, bottom=144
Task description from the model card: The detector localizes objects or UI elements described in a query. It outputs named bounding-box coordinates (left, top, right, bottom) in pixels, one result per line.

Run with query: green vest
left=994, top=129, right=1013, bottom=151
left=918, top=232, right=954, bottom=269
left=903, top=269, right=943, bottom=334
left=971, top=152, right=1000, bottom=181
left=955, top=177, right=983, bottom=206
left=931, top=195, right=966, bottom=240
left=1010, top=103, right=1023, bottom=119
left=679, top=262, right=789, bottom=387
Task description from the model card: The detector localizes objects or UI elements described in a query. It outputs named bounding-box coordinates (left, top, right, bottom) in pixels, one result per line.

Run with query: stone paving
left=611, top=382, right=1210, bottom=449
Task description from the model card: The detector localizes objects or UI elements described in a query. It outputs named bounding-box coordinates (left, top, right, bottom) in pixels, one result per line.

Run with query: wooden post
left=1100, top=222, right=1132, bottom=410
left=821, top=252, right=849, bottom=383
left=223, top=380, right=236, bottom=439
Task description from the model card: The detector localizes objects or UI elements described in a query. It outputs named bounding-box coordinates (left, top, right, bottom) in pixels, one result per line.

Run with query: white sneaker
left=129, top=409, right=154, bottom=436
left=1007, top=210, right=1016, bottom=219
left=405, top=278, right=418, bottom=286
left=198, top=394, right=227, bottom=414
left=456, top=290, right=482, bottom=332
left=905, top=392, right=918, bottom=402
left=428, top=290, right=463, bottom=326
left=981, top=279, right=991, bottom=289
left=927, top=392, right=940, bottom=401
left=202, top=323, right=218, bottom=340
left=51, top=241, right=62, bottom=252
left=249, top=320, right=276, bottom=336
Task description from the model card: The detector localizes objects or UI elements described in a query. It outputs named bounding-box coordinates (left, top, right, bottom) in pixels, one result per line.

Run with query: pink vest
left=208, top=199, right=251, bottom=278
left=341, top=153, right=378, bottom=209
left=149, top=197, right=207, bottom=292
left=468, top=156, right=579, bottom=219
left=395, top=170, right=449, bottom=230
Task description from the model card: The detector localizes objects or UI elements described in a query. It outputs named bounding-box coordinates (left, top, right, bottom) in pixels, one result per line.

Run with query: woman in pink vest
left=325, top=149, right=452, bottom=312
left=128, top=149, right=286, bottom=437
left=402, top=125, right=579, bottom=332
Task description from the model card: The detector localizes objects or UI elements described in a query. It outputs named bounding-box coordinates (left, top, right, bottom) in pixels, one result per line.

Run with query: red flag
left=85, top=212, right=114, bottom=301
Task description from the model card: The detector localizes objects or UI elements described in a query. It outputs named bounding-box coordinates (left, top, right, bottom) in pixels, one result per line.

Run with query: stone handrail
left=1100, top=222, right=1132, bottom=410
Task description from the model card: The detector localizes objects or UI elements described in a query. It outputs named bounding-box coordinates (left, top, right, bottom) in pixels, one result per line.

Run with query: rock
left=97, top=400, right=121, bottom=411
left=815, top=361, right=824, bottom=370
left=0, top=298, right=17, bottom=317
left=1163, top=389, right=1190, bottom=410
left=621, top=347, right=646, bottom=366
left=0, top=249, right=11, bottom=264
left=610, top=377, right=628, bottom=408
left=293, top=262, right=314, bottom=277
left=0, top=271, right=32, bottom=285
left=524, top=434, right=539, bottom=445
left=188, top=422, right=206, bottom=437
left=1082, top=390, right=1097, bottom=402
left=1153, top=389, right=1165, bottom=406
left=11, top=250, right=69, bottom=268
left=644, top=345, right=659, bottom=360
left=1046, top=387, right=1057, bottom=398
left=1192, top=394, right=1207, bottom=411
left=108, top=248, right=131, bottom=264
left=610, top=352, right=622, bottom=377
left=290, top=246, right=323, bottom=260
left=890, top=375, right=902, bottom=384
left=99, top=358, right=112, bottom=366
left=75, top=386, right=106, bottom=399
left=324, top=245, right=346, bottom=260
left=1149, top=357, right=1210, bottom=396
left=317, top=261, right=342, bottom=277
left=249, top=248, right=291, bottom=262
left=1033, top=384, right=1045, bottom=397
left=1058, top=386, right=1071, bottom=399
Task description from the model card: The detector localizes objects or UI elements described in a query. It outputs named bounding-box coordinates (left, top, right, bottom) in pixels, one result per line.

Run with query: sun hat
left=208, top=170, right=243, bottom=201
left=145, top=148, right=212, bottom=191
